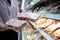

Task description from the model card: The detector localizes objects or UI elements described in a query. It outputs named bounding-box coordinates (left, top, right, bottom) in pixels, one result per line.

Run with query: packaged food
left=17, top=12, right=40, bottom=21
left=45, top=21, right=57, bottom=32
left=35, top=17, right=48, bottom=27
left=51, top=29, right=60, bottom=39
left=6, top=19, right=27, bottom=29
left=40, top=19, right=54, bottom=28
left=6, top=19, right=17, bottom=26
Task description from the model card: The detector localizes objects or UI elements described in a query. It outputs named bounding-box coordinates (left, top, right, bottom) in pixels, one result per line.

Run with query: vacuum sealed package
left=50, top=28, right=60, bottom=39
left=45, top=21, right=60, bottom=33
left=17, top=12, right=40, bottom=21
left=6, top=19, right=27, bottom=30
left=35, top=17, right=48, bottom=28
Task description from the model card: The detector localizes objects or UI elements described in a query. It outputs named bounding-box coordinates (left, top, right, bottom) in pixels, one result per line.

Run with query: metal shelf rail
left=22, top=27, right=27, bottom=40
left=18, top=26, right=27, bottom=40
left=18, top=30, right=22, bottom=40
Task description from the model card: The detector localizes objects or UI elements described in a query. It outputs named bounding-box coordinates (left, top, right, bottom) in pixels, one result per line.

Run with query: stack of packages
left=35, top=17, right=60, bottom=40
left=6, top=12, right=47, bottom=40
left=6, top=12, right=40, bottom=30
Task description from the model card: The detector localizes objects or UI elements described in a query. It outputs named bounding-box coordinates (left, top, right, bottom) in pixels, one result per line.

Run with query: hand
left=0, top=22, right=7, bottom=31
left=0, top=22, right=14, bottom=31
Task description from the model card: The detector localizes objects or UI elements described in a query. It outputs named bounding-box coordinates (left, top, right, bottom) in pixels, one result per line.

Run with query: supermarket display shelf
left=38, top=11, right=60, bottom=21
left=29, top=21, right=55, bottom=40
